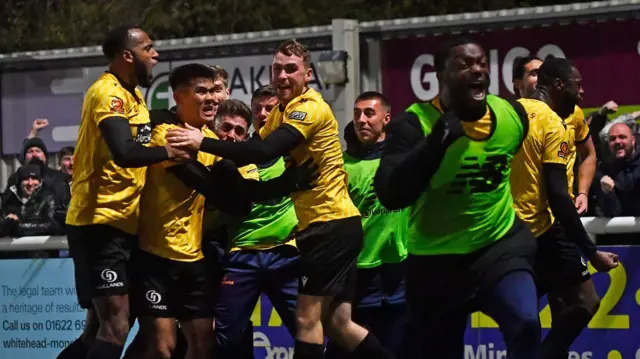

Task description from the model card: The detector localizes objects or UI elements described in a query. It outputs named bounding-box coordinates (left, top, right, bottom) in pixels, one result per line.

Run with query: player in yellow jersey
left=131, top=64, right=316, bottom=359
left=165, top=40, right=393, bottom=359
left=130, top=64, right=220, bottom=359
left=513, top=55, right=596, bottom=214
left=511, top=57, right=618, bottom=359
left=60, top=26, right=190, bottom=359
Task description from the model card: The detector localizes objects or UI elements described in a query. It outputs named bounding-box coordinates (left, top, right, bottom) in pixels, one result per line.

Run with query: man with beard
left=512, top=55, right=597, bottom=215
left=511, top=57, right=618, bottom=359
left=374, top=38, right=540, bottom=359
left=61, top=26, right=190, bottom=359
left=165, top=40, right=392, bottom=359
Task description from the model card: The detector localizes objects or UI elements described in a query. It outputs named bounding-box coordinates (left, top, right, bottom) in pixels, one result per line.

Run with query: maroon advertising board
left=382, top=19, right=640, bottom=115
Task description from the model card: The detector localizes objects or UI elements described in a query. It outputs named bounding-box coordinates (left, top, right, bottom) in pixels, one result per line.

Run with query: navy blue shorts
left=215, top=245, right=299, bottom=350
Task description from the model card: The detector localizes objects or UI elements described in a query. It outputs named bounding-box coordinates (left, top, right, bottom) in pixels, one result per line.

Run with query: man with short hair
left=62, top=25, right=189, bottom=359
left=512, top=55, right=597, bottom=215
left=325, top=91, right=409, bottom=359
left=57, top=146, right=74, bottom=185
left=209, top=96, right=300, bottom=359
left=374, top=38, right=540, bottom=358
left=251, top=85, right=279, bottom=131
left=511, top=57, right=618, bottom=359
left=206, top=65, right=231, bottom=121
left=213, top=100, right=251, bottom=143
left=132, top=63, right=223, bottom=359
left=166, top=40, right=392, bottom=359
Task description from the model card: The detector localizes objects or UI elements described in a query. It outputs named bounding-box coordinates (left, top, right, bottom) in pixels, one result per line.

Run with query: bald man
left=596, top=123, right=640, bottom=220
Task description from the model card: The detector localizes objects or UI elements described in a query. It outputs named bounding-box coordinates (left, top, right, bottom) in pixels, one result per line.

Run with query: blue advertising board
left=0, top=246, right=638, bottom=359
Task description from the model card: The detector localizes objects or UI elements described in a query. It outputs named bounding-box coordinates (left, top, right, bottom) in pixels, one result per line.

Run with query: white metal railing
left=0, top=235, right=68, bottom=251
left=0, top=217, right=636, bottom=252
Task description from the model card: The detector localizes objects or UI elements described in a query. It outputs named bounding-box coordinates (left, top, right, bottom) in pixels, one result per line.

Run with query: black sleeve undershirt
left=99, top=117, right=169, bottom=168
left=167, top=161, right=211, bottom=196
left=543, top=163, right=598, bottom=258
left=199, top=124, right=305, bottom=167
left=374, top=112, right=439, bottom=210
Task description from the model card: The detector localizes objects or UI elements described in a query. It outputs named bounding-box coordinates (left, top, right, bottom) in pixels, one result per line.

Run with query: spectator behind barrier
left=4, top=137, right=71, bottom=208
left=594, top=123, right=640, bottom=216
left=0, top=164, right=65, bottom=237
left=593, top=123, right=640, bottom=244
left=57, top=146, right=74, bottom=187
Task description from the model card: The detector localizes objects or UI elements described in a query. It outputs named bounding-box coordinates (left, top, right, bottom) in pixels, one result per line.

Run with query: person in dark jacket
left=594, top=123, right=640, bottom=217
left=4, top=137, right=71, bottom=207
left=592, top=123, right=640, bottom=245
left=1, top=164, right=65, bottom=237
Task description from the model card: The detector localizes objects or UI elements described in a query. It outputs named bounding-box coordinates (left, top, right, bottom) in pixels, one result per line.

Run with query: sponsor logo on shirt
left=361, top=184, right=403, bottom=218
left=450, top=154, right=509, bottom=194
left=135, top=124, right=152, bottom=144
left=100, top=269, right=117, bottom=282
left=95, top=268, right=124, bottom=290
left=362, top=207, right=404, bottom=219
left=146, top=290, right=167, bottom=310
left=288, top=111, right=307, bottom=121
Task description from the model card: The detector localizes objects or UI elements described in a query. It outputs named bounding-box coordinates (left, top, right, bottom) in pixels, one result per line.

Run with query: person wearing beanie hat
left=18, top=164, right=42, bottom=187
left=0, top=164, right=64, bottom=238
left=21, top=137, right=48, bottom=165
left=3, top=138, right=71, bottom=208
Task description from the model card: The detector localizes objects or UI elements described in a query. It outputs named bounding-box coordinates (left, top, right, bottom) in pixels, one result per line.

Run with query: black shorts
left=405, top=218, right=537, bottom=321
left=296, top=216, right=363, bottom=300
left=131, top=249, right=213, bottom=320
left=535, top=222, right=591, bottom=295
left=67, top=224, right=136, bottom=309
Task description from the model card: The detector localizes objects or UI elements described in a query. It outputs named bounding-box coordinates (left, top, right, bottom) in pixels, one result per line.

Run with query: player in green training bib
left=374, top=38, right=541, bottom=359
left=325, top=92, right=409, bottom=359
left=207, top=89, right=300, bottom=359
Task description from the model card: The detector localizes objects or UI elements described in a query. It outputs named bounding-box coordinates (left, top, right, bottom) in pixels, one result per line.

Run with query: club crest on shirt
left=558, top=141, right=569, bottom=158
left=288, top=111, right=307, bottom=121
left=110, top=97, right=125, bottom=114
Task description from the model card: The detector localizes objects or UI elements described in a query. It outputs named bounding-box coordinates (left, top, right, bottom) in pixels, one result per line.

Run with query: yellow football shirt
left=429, top=97, right=492, bottom=139
left=259, top=88, right=360, bottom=230
left=66, top=72, right=152, bottom=235
left=138, top=123, right=218, bottom=262
left=564, top=105, right=590, bottom=198
left=511, top=98, right=570, bottom=238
